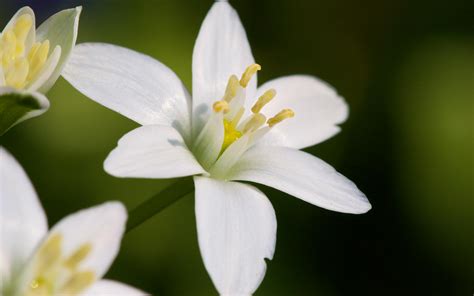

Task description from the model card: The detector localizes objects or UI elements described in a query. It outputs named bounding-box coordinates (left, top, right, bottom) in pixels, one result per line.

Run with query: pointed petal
left=192, top=1, right=256, bottom=136
left=35, top=6, right=82, bottom=93
left=63, top=43, right=192, bottom=140
left=104, top=125, right=205, bottom=178
left=83, top=280, right=148, bottom=296
left=42, top=202, right=127, bottom=279
left=228, top=146, right=371, bottom=214
left=253, top=75, right=348, bottom=149
left=0, top=87, right=49, bottom=135
left=194, top=177, right=276, bottom=295
left=0, top=148, right=47, bottom=280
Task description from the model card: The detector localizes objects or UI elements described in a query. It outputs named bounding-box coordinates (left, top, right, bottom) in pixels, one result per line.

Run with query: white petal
left=63, top=43, right=192, bottom=140
left=105, top=125, right=205, bottom=179
left=0, top=147, right=47, bottom=280
left=0, top=88, right=50, bottom=135
left=228, top=146, right=371, bottom=214
left=2, top=7, right=36, bottom=53
left=192, top=1, right=256, bottom=136
left=26, top=45, right=61, bottom=92
left=194, top=177, right=276, bottom=295
left=35, top=6, right=82, bottom=93
left=44, top=202, right=127, bottom=279
left=83, top=280, right=148, bottom=296
left=192, top=112, right=224, bottom=170
left=253, top=75, right=348, bottom=149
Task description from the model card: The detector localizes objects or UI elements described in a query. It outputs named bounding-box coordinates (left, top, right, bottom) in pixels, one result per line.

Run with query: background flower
left=0, top=147, right=146, bottom=295
left=0, top=6, right=81, bottom=135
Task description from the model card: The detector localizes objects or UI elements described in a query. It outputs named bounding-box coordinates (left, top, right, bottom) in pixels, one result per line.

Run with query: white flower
left=0, top=6, right=81, bottom=135
left=0, top=147, right=146, bottom=295
left=62, top=1, right=371, bottom=294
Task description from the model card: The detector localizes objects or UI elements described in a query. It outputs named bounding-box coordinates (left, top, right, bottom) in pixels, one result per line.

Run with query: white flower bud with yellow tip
left=0, top=6, right=82, bottom=135
left=0, top=147, right=147, bottom=296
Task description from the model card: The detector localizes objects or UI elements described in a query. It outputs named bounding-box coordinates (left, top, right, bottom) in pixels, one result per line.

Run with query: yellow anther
left=59, top=270, right=95, bottom=295
left=213, top=100, right=230, bottom=113
left=222, top=120, right=242, bottom=152
left=243, top=113, right=266, bottom=133
left=64, top=244, right=92, bottom=270
left=223, top=75, right=239, bottom=102
left=251, top=89, right=276, bottom=114
left=267, top=109, right=295, bottom=127
left=36, top=233, right=63, bottom=272
left=240, top=63, right=261, bottom=87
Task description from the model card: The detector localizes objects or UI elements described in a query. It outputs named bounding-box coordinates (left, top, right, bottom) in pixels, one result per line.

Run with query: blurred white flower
left=0, top=6, right=81, bottom=135
left=0, top=147, right=146, bottom=296
left=63, top=1, right=371, bottom=294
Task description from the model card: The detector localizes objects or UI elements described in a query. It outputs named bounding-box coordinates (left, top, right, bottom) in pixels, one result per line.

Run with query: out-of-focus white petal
left=2, top=7, right=36, bottom=53
left=104, top=125, right=205, bottom=178
left=0, top=88, right=50, bottom=135
left=0, top=147, right=47, bottom=280
left=194, top=177, right=276, bottom=296
left=228, top=146, right=371, bottom=214
left=252, top=75, right=348, bottom=149
left=63, top=43, right=192, bottom=140
left=41, top=202, right=127, bottom=280
left=36, top=6, right=82, bottom=93
left=83, top=280, right=148, bottom=296
left=192, top=1, right=256, bottom=136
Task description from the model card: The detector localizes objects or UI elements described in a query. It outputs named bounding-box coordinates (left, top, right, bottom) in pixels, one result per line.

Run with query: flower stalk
left=126, top=177, right=194, bottom=233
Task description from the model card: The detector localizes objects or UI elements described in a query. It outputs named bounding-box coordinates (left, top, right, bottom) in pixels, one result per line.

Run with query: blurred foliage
left=1, top=0, right=473, bottom=295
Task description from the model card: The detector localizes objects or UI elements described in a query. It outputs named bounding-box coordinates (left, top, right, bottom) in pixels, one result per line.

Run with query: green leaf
left=0, top=91, right=49, bottom=135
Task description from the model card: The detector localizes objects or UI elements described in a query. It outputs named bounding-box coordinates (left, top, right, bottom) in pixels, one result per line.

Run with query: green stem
left=126, top=177, right=194, bottom=233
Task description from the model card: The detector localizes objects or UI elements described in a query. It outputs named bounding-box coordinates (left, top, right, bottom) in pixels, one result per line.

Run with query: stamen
left=223, top=75, right=239, bottom=102
left=27, top=40, right=49, bottom=81
left=59, top=271, right=95, bottom=295
left=64, top=244, right=92, bottom=269
left=35, top=233, right=63, bottom=272
left=251, top=89, right=276, bottom=113
left=267, top=109, right=295, bottom=127
left=243, top=113, right=266, bottom=133
left=240, top=63, right=261, bottom=87
left=5, top=58, right=29, bottom=88
left=213, top=100, right=229, bottom=113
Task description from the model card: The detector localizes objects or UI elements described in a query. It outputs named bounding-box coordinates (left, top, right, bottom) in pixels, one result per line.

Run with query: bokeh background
left=1, top=0, right=473, bottom=295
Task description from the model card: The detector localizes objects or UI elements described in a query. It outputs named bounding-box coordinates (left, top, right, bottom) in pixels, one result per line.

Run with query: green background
left=1, top=0, right=473, bottom=295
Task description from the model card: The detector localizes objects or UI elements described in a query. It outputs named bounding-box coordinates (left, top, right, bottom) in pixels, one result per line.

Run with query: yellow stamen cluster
left=26, top=233, right=95, bottom=296
left=211, top=63, right=295, bottom=152
left=0, top=14, right=51, bottom=89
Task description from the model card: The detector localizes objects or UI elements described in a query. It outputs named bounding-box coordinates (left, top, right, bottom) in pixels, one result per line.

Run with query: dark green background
left=1, top=0, right=473, bottom=295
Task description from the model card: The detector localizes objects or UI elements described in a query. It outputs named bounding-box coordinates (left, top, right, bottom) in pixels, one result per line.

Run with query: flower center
left=213, top=63, right=294, bottom=152
left=24, top=233, right=95, bottom=296
left=0, top=14, right=51, bottom=89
